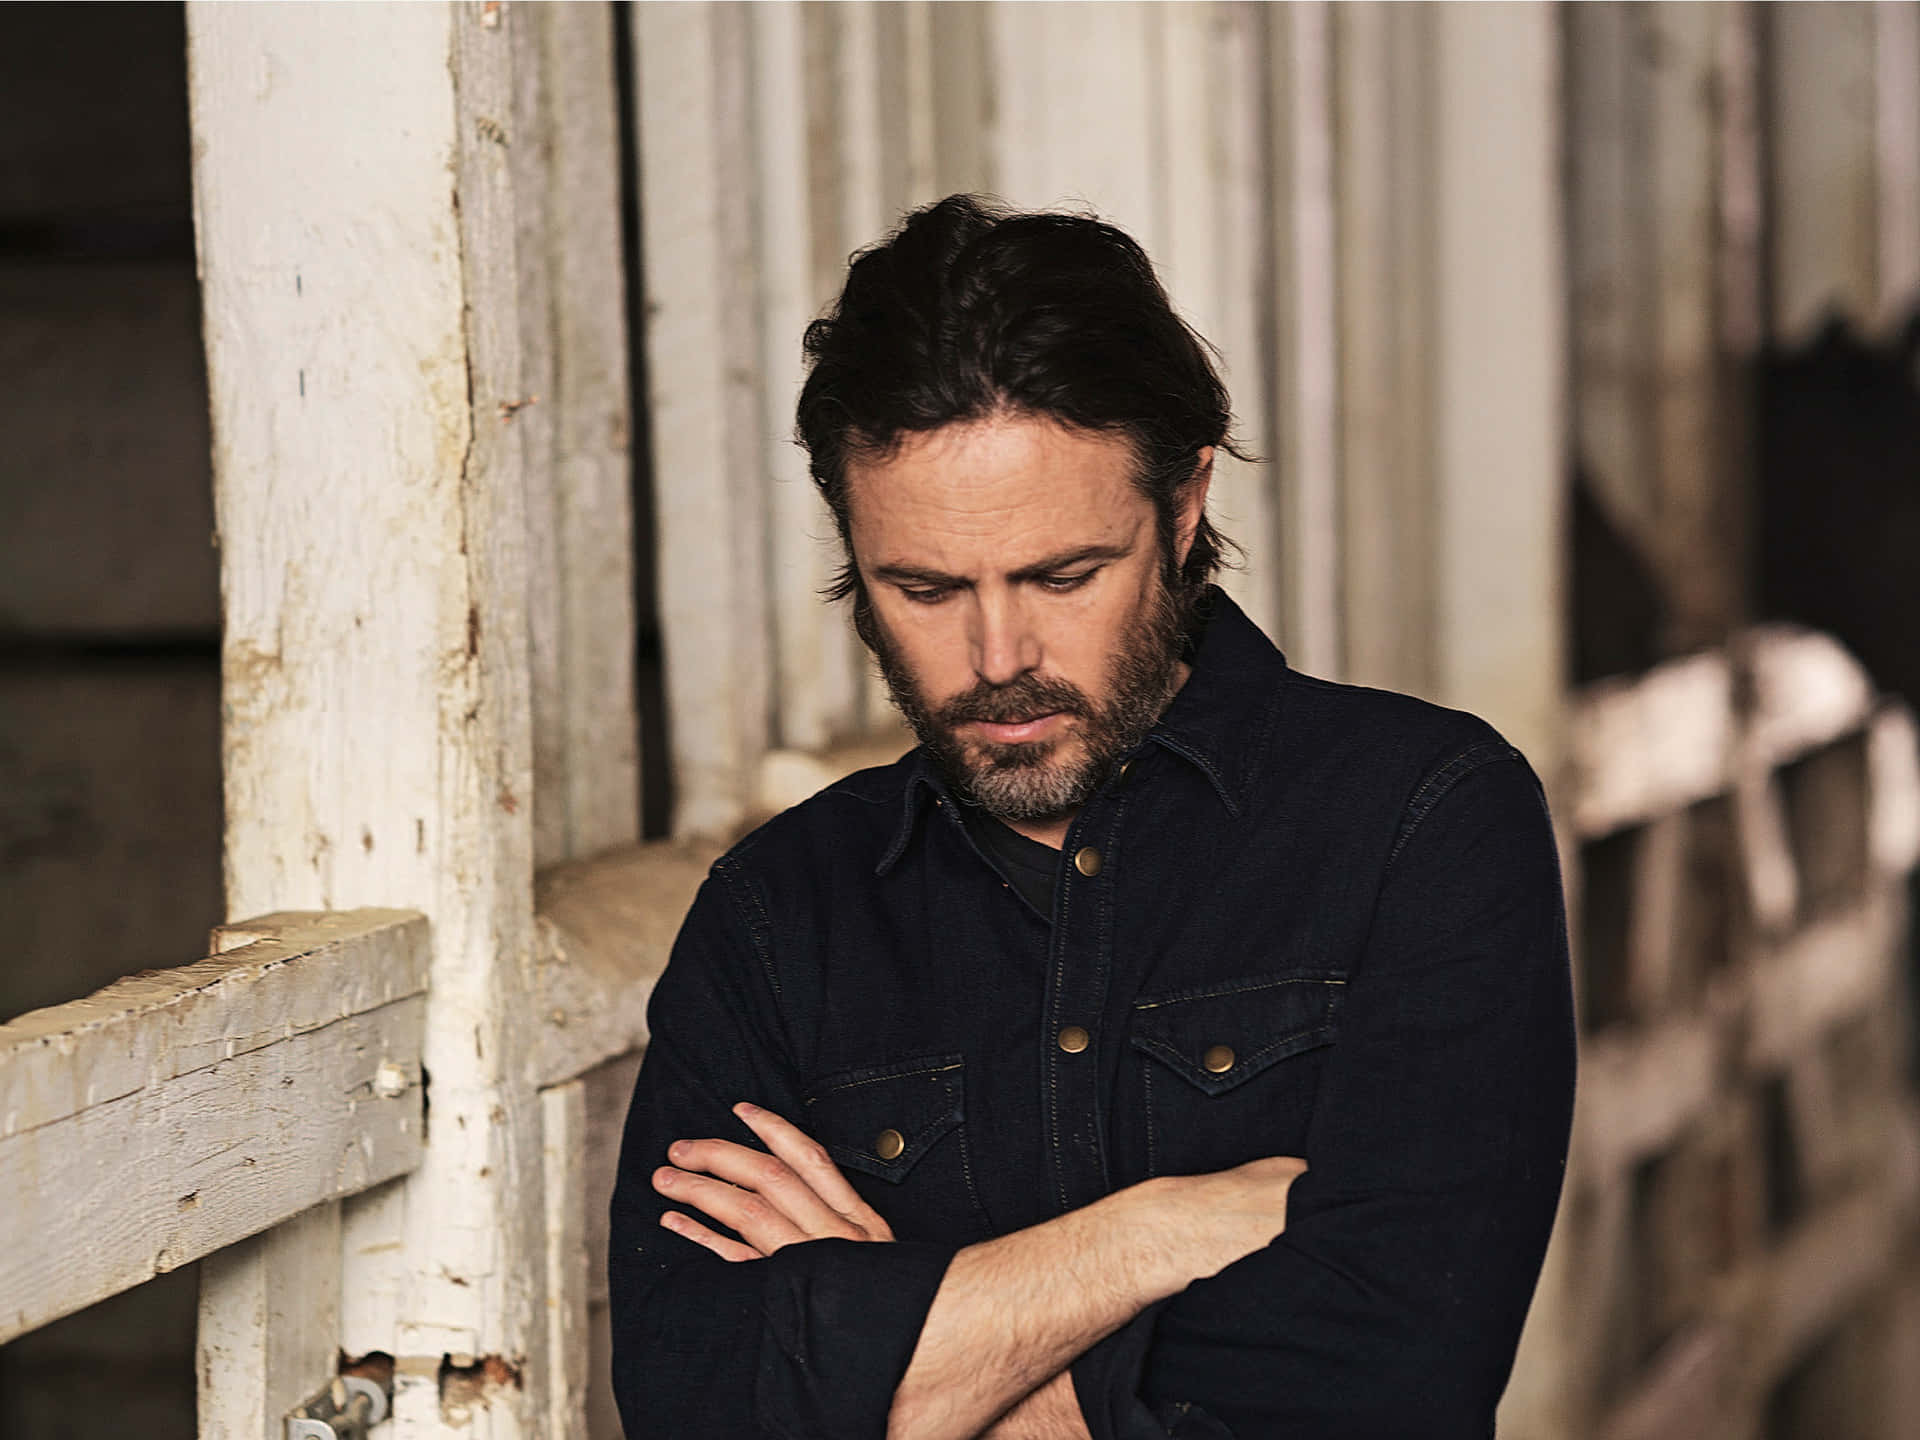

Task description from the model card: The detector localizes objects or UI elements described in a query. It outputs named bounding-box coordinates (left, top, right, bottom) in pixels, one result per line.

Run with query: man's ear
left=1173, top=447, right=1215, bottom=569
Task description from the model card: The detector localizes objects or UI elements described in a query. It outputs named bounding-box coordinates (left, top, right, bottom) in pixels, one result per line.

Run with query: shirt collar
left=874, top=587, right=1287, bottom=876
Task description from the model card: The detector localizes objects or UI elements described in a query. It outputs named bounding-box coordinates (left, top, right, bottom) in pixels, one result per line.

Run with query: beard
left=863, top=569, right=1193, bottom=823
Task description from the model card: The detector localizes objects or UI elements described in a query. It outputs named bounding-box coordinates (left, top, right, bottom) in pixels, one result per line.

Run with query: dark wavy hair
left=796, top=194, right=1244, bottom=617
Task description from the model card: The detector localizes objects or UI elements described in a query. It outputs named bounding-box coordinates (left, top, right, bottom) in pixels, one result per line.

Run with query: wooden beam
left=531, top=841, right=719, bottom=1090
left=1568, top=652, right=1734, bottom=839
left=188, top=1, right=551, bottom=1428
left=0, top=910, right=426, bottom=1344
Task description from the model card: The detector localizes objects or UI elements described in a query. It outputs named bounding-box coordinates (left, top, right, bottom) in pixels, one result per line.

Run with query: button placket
left=1042, top=796, right=1125, bottom=1215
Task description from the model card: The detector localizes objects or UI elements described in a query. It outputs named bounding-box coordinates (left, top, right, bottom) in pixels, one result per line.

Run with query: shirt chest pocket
left=802, top=1053, right=991, bottom=1244
left=1130, top=973, right=1345, bottom=1178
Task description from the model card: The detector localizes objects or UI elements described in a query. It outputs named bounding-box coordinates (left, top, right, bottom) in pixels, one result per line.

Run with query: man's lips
left=968, top=713, right=1067, bottom=744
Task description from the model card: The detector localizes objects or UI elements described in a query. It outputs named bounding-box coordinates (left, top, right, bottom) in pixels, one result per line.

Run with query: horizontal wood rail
left=0, top=908, right=427, bottom=1343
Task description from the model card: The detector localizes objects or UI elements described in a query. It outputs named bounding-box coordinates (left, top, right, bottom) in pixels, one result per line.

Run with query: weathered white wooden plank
left=1576, top=1016, right=1719, bottom=1178
left=515, top=0, right=640, bottom=867
left=1566, top=2, right=1652, bottom=546
left=989, top=2, right=1159, bottom=247
left=542, top=1081, right=590, bottom=1440
left=928, top=0, right=994, bottom=198
left=190, top=2, right=550, bottom=1430
left=1877, top=1, right=1920, bottom=327
left=0, top=982, right=423, bottom=1346
left=1267, top=0, right=1341, bottom=676
left=635, top=2, right=772, bottom=838
left=1429, top=2, right=1564, bottom=769
left=1648, top=3, right=1737, bottom=654
left=1869, top=703, right=1920, bottom=876
left=1745, top=890, right=1897, bottom=1069
left=1769, top=2, right=1880, bottom=344
left=1740, top=624, right=1877, bottom=773
left=1160, top=2, right=1278, bottom=636
left=199, top=1201, right=344, bottom=1440
left=531, top=840, right=719, bottom=1090
left=756, top=0, right=861, bottom=754
left=1568, top=652, right=1733, bottom=839
left=0, top=908, right=424, bottom=1140
left=1330, top=2, right=1436, bottom=698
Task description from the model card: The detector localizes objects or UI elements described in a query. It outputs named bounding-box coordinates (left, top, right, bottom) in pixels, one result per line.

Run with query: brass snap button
left=1201, top=1044, right=1236, bottom=1074
left=875, top=1127, right=905, bottom=1161
left=1057, top=1025, right=1092, bottom=1054
left=1073, top=846, right=1103, bottom=877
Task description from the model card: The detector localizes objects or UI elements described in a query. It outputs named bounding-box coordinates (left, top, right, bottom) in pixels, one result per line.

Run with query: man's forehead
left=845, top=415, right=1149, bottom=572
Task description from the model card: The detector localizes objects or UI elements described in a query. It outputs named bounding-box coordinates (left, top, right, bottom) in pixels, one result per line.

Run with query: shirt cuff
left=755, top=1237, right=958, bottom=1440
left=1071, top=1303, right=1234, bottom=1440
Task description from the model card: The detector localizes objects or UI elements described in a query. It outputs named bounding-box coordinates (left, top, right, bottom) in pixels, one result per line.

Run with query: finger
left=652, top=1165, right=810, bottom=1255
left=660, top=1209, right=761, bottom=1263
left=733, top=1103, right=893, bottom=1238
left=669, top=1136, right=866, bottom=1241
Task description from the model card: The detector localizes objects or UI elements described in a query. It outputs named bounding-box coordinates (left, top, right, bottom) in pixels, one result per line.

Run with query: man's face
left=845, top=413, right=1203, bottom=827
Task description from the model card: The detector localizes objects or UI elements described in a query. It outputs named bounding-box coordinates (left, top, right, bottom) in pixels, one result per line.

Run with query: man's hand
left=652, top=1101, right=894, bottom=1260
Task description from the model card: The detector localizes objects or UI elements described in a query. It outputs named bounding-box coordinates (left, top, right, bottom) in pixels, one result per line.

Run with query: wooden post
left=1331, top=2, right=1438, bottom=700
left=513, top=1, right=640, bottom=869
left=1267, top=0, right=1342, bottom=676
left=1769, top=3, right=1881, bottom=345
left=188, top=2, right=550, bottom=1431
left=633, top=3, right=772, bottom=839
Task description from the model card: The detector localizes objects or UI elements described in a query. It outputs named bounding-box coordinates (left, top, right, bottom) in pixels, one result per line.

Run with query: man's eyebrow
left=870, top=543, right=1133, bottom=590
left=1005, top=543, right=1132, bottom=582
left=871, top=562, right=968, bottom=587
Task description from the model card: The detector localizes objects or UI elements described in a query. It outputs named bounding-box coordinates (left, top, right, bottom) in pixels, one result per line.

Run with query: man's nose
left=970, top=593, right=1040, bottom=686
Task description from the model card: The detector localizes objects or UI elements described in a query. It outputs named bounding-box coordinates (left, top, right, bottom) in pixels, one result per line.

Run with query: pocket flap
left=803, top=1053, right=965, bottom=1183
left=1130, top=974, right=1342, bottom=1095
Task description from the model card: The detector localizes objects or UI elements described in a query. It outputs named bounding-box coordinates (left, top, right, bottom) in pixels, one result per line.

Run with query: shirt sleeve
left=1073, top=747, right=1577, bottom=1440
left=608, top=861, right=959, bottom=1440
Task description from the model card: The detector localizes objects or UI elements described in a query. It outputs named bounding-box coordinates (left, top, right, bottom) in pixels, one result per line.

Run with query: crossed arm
left=653, top=1102, right=1307, bottom=1440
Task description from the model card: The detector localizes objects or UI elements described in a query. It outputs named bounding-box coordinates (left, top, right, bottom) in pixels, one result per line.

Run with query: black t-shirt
left=962, top=807, right=1060, bottom=918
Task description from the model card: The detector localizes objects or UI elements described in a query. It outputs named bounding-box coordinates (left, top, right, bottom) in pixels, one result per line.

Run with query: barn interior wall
left=0, top=5, right=212, bottom=1437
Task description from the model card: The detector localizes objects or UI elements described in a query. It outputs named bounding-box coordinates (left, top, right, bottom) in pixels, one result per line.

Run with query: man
left=610, top=195, right=1575, bottom=1440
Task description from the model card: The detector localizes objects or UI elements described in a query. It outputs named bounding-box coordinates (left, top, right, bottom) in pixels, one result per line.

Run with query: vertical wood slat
left=1647, top=3, right=1739, bottom=654
left=1266, top=0, right=1341, bottom=676
left=198, top=1202, right=342, bottom=1440
left=1429, top=2, right=1564, bottom=768
left=516, top=1, right=640, bottom=868
left=189, top=2, right=549, bottom=1430
left=635, top=3, right=772, bottom=839
left=756, top=1, right=860, bottom=755
left=542, top=1081, right=590, bottom=1440
left=1768, top=2, right=1881, bottom=345
left=1877, top=1, right=1920, bottom=326
left=1332, top=2, right=1437, bottom=699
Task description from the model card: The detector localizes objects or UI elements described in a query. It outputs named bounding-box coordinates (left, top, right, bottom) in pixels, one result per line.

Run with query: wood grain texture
left=1768, top=2, right=1881, bottom=344
left=541, top=1081, right=590, bottom=1440
left=516, top=0, right=641, bottom=868
left=199, top=1200, right=345, bottom=1440
left=0, top=937, right=424, bottom=1345
left=531, top=840, right=718, bottom=1089
left=634, top=2, right=772, bottom=839
left=189, top=2, right=549, bottom=1428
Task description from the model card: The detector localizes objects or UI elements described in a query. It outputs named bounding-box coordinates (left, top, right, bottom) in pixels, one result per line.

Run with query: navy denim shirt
left=610, top=591, right=1575, bottom=1440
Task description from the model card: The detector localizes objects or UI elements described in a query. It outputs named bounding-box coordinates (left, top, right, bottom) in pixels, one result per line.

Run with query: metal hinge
left=286, top=1375, right=389, bottom=1440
